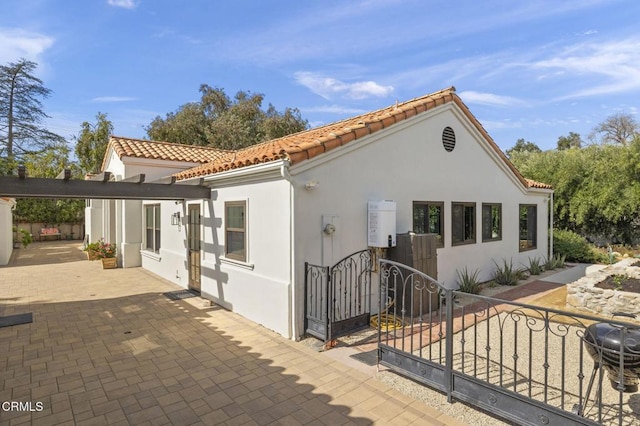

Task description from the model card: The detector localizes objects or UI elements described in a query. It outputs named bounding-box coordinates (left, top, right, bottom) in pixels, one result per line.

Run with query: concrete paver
left=0, top=242, right=462, bottom=425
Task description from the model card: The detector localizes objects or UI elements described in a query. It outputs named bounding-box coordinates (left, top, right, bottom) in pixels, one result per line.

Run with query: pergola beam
left=0, top=176, right=211, bottom=200
left=86, top=172, right=112, bottom=182
left=55, top=169, right=72, bottom=181
left=120, top=174, right=146, bottom=183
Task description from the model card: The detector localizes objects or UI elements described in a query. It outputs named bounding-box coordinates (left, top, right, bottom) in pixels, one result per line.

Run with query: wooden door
left=188, top=205, right=201, bottom=292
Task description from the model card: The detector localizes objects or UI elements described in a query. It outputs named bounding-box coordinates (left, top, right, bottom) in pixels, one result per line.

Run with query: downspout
left=280, top=161, right=298, bottom=340
left=549, top=192, right=554, bottom=259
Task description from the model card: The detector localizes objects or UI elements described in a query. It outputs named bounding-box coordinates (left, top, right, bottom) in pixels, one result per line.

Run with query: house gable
left=174, top=87, right=550, bottom=191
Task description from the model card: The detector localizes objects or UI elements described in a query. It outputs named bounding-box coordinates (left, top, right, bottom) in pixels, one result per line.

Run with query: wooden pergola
left=0, top=167, right=210, bottom=200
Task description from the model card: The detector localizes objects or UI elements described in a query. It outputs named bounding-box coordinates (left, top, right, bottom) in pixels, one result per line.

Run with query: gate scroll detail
left=305, top=249, right=372, bottom=342
left=377, top=258, right=637, bottom=426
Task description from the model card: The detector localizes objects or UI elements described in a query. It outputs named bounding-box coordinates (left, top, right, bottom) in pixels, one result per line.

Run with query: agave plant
left=492, top=258, right=520, bottom=286
left=456, top=267, right=482, bottom=294
left=527, top=257, right=543, bottom=276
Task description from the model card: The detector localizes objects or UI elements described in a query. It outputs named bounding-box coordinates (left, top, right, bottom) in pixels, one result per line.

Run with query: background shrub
left=553, top=229, right=600, bottom=263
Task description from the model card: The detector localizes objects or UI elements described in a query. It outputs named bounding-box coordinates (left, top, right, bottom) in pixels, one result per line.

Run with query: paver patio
left=0, top=242, right=464, bottom=425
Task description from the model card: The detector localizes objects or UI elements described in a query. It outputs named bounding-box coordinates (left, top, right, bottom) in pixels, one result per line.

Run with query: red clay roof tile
left=106, top=88, right=549, bottom=191
left=101, top=136, right=233, bottom=172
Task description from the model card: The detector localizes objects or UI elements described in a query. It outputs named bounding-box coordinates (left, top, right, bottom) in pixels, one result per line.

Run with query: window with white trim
left=225, top=201, right=246, bottom=261
left=145, top=204, right=161, bottom=253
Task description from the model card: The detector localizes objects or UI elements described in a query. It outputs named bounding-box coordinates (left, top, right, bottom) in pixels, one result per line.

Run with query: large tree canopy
left=0, top=59, right=65, bottom=161
left=510, top=134, right=640, bottom=244
left=146, top=85, right=308, bottom=150
left=74, top=112, right=114, bottom=174
left=13, top=144, right=85, bottom=224
left=556, top=132, right=582, bottom=150
left=505, top=138, right=541, bottom=158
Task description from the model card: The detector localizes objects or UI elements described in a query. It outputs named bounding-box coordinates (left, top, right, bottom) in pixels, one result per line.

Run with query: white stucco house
left=0, top=197, right=16, bottom=265
left=87, top=87, right=553, bottom=339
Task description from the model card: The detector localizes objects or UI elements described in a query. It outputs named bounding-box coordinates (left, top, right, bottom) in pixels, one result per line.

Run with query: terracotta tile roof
left=169, top=87, right=550, bottom=190
left=101, top=136, right=233, bottom=171
left=524, top=178, right=553, bottom=189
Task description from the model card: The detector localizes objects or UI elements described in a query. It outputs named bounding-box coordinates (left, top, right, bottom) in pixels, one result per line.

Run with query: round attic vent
left=442, top=126, right=456, bottom=152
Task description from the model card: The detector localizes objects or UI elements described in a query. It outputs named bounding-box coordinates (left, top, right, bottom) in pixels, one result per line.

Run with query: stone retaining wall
left=566, top=257, right=640, bottom=317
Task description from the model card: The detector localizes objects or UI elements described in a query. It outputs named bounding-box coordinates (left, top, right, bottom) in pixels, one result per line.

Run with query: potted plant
left=13, top=226, right=33, bottom=249
left=84, top=241, right=100, bottom=260
left=95, top=239, right=117, bottom=269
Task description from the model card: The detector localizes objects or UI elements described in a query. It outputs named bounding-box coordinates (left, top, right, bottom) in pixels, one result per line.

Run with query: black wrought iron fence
left=305, top=249, right=372, bottom=342
left=377, top=258, right=639, bottom=426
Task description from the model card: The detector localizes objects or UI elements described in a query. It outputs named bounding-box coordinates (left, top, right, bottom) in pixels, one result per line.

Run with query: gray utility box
left=387, top=233, right=439, bottom=316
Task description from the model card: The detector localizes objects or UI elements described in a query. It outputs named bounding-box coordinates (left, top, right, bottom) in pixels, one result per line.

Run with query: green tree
left=0, top=59, right=65, bottom=160
left=505, top=138, right=541, bottom=158
left=13, top=144, right=84, bottom=225
left=556, top=132, right=582, bottom=150
left=511, top=140, right=640, bottom=244
left=146, top=85, right=308, bottom=150
left=74, top=112, right=114, bottom=174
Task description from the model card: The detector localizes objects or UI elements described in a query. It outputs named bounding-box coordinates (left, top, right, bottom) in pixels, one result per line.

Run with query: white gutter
left=279, top=161, right=298, bottom=340
left=201, top=160, right=286, bottom=187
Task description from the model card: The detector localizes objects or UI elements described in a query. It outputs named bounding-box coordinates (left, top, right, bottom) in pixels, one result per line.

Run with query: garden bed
left=566, top=258, right=640, bottom=318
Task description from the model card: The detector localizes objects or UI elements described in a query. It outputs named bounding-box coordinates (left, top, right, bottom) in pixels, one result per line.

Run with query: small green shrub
left=456, top=267, right=481, bottom=294
left=18, top=228, right=32, bottom=248
left=527, top=257, right=543, bottom=275
left=553, top=229, right=598, bottom=263
left=492, top=259, right=520, bottom=286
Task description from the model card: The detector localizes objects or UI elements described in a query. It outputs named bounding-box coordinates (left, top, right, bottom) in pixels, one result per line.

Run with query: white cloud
left=91, top=96, right=137, bottom=103
left=294, top=72, right=393, bottom=100
left=107, top=0, right=137, bottom=10
left=458, top=91, right=527, bottom=107
left=0, top=28, right=54, bottom=64
left=531, top=38, right=640, bottom=99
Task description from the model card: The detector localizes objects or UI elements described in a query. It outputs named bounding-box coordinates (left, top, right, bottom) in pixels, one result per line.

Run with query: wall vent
left=442, top=126, right=456, bottom=152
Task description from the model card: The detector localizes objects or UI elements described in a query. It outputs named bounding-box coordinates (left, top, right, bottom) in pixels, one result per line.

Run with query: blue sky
left=2, top=0, right=639, bottom=152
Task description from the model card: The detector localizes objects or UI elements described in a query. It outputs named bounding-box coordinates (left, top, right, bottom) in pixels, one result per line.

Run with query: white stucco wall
left=0, top=198, right=15, bottom=265
left=202, top=169, right=293, bottom=337
left=88, top=148, right=206, bottom=268
left=140, top=199, right=191, bottom=285
left=85, top=199, right=103, bottom=244
left=289, top=104, right=551, bottom=335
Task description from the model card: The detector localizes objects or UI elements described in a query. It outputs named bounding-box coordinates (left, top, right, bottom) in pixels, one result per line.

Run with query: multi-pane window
left=413, top=201, right=444, bottom=247
left=145, top=204, right=161, bottom=253
left=225, top=201, right=246, bottom=261
left=519, top=204, right=537, bottom=251
left=452, top=202, right=476, bottom=246
left=482, top=203, right=502, bottom=242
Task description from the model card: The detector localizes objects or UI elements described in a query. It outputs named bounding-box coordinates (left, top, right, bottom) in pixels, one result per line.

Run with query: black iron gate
left=305, top=249, right=373, bottom=342
left=377, top=258, right=635, bottom=426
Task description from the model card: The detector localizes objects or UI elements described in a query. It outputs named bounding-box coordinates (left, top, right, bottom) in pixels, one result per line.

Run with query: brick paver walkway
left=0, top=242, right=462, bottom=425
